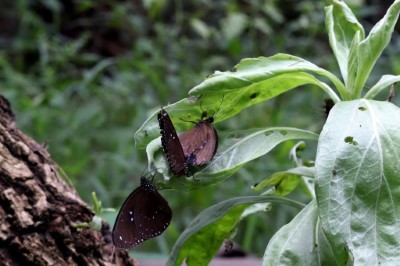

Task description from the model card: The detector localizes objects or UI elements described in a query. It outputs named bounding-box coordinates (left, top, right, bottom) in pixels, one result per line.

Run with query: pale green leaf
left=364, top=74, right=400, bottom=99
left=190, top=54, right=343, bottom=101
left=354, top=0, right=400, bottom=97
left=263, top=201, right=340, bottom=266
left=325, top=1, right=364, bottom=88
left=315, top=100, right=400, bottom=264
left=347, top=30, right=361, bottom=95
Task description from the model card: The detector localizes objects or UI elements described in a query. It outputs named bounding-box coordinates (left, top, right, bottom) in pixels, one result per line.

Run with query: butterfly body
left=112, top=176, right=172, bottom=249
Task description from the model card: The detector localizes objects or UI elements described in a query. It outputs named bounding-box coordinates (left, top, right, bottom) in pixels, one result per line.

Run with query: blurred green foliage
left=1, top=0, right=398, bottom=258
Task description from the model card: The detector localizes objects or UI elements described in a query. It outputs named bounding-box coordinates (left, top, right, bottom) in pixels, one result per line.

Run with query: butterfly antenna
left=140, top=166, right=148, bottom=178
left=141, top=166, right=157, bottom=183
left=199, top=98, right=208, bottom=120
left=149, top=166, right=163, bottom=176
left=149, top=165, right=161, bottom=172
left=216, top=95, right=225, bottom=116
left=143, top=171, right=155, bottom=181
left=209, top=94, right=225, bottom=119
left=150, top=172, right=156, bottom=182
left=179, top=117, right=196, bottom=124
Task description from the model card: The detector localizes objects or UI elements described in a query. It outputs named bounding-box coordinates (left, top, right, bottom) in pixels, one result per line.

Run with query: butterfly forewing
left=158, top=108, right=188, bottom=176
left=112, top=177, right=172, bottom=249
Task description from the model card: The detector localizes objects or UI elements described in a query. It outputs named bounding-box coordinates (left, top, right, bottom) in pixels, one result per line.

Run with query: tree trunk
left=0, top=95, right=136, bottom=266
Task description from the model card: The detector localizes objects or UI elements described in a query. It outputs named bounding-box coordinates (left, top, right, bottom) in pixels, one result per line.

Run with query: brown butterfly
left=157, top=108, right=218, bottom=176
left=179, top=111, right=218, bottom=166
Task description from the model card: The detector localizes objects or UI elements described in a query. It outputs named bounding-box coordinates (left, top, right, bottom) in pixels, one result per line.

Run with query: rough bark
left=0, top=95, right=136, bottom=266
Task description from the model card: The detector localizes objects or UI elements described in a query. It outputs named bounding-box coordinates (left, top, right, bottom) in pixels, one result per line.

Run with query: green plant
left=135, top=0, right=400, bottom=265
left=72, top=192, right=115, bottom=230
left=2, top=1, right=342, bottom=255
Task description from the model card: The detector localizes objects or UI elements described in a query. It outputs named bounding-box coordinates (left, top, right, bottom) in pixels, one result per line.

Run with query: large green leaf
left=189, top=53, right=343, bottom=102
left=148, top=127, right=318, bottom=190
left=325, top=0, right=364, bottom=90
left=263, top=201, right=340, bottom=266
left=315, top=100, right=400, bottom=264
left=135, top=53, right=342, bottom=148
left=353, top=0, right=400, bottom=97
left=167, top=195, right=305, bottom=266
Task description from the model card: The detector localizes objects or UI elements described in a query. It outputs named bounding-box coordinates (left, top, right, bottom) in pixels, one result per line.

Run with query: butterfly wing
left=193, top=122, right=218, bottom=165
left=112, top=187, right=145, bottom=248
left=179, top=121, right=218, bottom=165
left=158, top=109, right=188, bottom=176
left=112, top=184, right=172, bottom=248
left=136, top=189, right=172, bottom=240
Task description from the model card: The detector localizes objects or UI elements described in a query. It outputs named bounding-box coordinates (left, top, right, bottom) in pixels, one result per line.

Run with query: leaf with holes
left=315, top=99, right=400, bottom=264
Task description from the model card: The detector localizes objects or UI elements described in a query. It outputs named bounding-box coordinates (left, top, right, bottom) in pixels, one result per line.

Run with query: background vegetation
left=1, top=0, right=399, bottom=259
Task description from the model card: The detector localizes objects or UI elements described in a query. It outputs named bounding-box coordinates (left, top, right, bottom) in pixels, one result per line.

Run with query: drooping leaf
left=167, top=195, right=305, bottom=266
left=263, top=201, right=340, bottom=266
left=288, top=141, right=308, bottom=166
left=190, top=54, right=343, bottom=103
left=315, top=99, right=400, bottom=264
left=364, top=74, right=400, bottom=99
left=253, top=166, right=314, bottom=196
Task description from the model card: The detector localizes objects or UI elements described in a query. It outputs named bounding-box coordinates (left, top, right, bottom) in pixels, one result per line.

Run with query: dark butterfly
left=179, top=111, right=218, bottom=166
left=158, top=108, right=189, bottom=176
left=323, top=99, right=335, bottom=118
left=112, top=175, right=172, bottom=249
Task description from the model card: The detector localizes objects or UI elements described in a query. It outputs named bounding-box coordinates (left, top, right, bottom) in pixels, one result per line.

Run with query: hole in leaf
left=250, top=92, right=258, bottom=99
left=344, top=136, right=353, bottom=143
left=344, top=136, right=358, bottom=146
left=265, top=131, right=274, bottom=136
